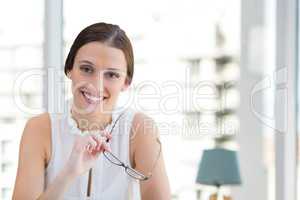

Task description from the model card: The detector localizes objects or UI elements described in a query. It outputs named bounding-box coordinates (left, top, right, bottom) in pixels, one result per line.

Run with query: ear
left=67, top=72, right=72, bottom=79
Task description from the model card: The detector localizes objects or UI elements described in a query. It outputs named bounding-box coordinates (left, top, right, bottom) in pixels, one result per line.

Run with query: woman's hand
left=65, top=131, right=112, bottom=177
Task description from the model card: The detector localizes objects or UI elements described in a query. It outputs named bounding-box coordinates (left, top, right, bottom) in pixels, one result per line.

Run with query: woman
left=12, top=22, right=171, bottom=200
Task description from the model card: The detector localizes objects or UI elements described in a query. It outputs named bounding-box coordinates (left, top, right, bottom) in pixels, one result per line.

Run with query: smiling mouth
left=80, top=89, right=108, bottom=104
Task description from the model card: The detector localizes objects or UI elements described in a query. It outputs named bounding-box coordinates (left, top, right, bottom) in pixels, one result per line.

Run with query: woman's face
left=68, top=41, right=129, bottom=114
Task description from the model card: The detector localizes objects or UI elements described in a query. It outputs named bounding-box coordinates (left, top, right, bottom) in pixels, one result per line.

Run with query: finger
left=106, top=133, right=112, bottom=140
left=86, top=135, right=97, bottom=152
left=101, top=130, right=112, bottom=142
left=75, top=135, right=93, bottom=152
left=103, top=143, right=111, bottom=152
left=98, top=140, right=111, bottom=152
left=101, top=130, right=112, bottom=138
left=85, top=144, right=91, bottom=151
left=91, top=134, right=105, bottom=151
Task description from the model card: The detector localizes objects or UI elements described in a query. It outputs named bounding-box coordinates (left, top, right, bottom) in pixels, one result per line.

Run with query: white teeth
left=83, top=92, right=103, bottom=102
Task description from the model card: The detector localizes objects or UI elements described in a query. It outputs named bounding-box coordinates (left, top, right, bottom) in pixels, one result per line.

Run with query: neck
left=70, top=106, right=113, bottom=131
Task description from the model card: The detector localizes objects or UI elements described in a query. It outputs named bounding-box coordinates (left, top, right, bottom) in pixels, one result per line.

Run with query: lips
left=80, top=88, right=108, bottom=104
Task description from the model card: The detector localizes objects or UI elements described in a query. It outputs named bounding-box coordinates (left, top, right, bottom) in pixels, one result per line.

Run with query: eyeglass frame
left=103, top=109, right=162, bottom=181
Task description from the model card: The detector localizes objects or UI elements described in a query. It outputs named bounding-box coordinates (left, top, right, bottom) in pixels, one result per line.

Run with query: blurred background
left=0, top=0, right=298, bottom=200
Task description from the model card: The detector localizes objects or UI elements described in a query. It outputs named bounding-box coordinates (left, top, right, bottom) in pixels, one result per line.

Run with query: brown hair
left=64, top=22, right=134, bottom=85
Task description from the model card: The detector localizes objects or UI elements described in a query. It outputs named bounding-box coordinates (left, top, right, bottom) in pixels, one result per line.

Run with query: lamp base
left=209, top=193, right=232, bottom=200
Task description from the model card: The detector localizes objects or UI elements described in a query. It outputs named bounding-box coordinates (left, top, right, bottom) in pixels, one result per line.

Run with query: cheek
left=107, top=87, right=118, bottom=95
left=70, top=77, right=88, bottom=94
left=106, top=86, right=123, bottom=98
left=70, top=70, right=91, bottom=85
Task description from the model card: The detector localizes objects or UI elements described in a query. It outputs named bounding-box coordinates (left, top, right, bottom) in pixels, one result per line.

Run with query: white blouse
left=45, top=98, right=141, bottom=200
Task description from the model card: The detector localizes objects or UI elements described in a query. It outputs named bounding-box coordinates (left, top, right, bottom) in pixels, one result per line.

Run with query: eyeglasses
left=103, top=110, right=162, bottom=181
left=86, top=109, right=161, bottom=198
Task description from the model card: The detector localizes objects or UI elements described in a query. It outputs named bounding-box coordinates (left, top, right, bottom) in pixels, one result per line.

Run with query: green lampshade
left=196, top=148, right=242, bottom=187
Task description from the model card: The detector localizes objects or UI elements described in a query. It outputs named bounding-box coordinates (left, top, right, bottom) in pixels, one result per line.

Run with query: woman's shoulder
left=132, top=111, right=157, bottom=128
left=27, top=112, right=50, bottom=124
left=25, top=112, right=51, bottom=135
left=130, top=111, right=159, bottom=141
left=21, top=112, right=51, bottom=164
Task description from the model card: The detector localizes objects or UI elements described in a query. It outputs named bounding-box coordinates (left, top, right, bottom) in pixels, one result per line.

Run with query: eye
left=79, top=65, right=94, bottom=74
left=105, top=71, right=120, bottom=79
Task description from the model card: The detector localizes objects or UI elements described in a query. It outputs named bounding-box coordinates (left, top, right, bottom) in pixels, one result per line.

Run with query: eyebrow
left=78, top=60, right=123, bottom=71
left=79, top=60, right=95, bottom=66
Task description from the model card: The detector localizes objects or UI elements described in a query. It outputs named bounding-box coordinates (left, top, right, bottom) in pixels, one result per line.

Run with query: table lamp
left=196, top=148, right=242, bottom=200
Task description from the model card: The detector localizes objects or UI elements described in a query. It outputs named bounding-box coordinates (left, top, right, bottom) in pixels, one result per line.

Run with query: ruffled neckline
left=66, top=98, right=120, bottom=136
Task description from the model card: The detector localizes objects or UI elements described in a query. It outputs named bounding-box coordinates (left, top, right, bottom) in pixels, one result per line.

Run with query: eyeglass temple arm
left=144, top=138, right=162, bottom=178
left=106, top=110, right=127, bottom=142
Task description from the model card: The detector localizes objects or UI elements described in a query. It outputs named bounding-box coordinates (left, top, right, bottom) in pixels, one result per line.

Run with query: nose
left=85, top=73, right=106, bottom=97
left=96, top=71, right=107, bottom=94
